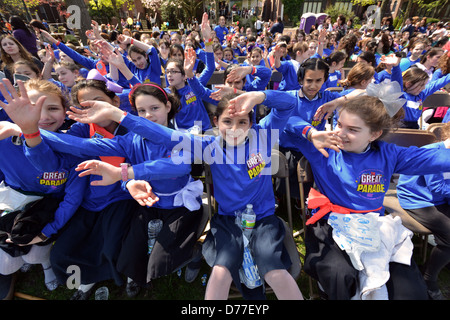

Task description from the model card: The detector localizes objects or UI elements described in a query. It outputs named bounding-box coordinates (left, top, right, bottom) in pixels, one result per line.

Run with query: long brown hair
left=0, top=35, right=34, bottom=67
left=339, top=95, right=404, bottom=141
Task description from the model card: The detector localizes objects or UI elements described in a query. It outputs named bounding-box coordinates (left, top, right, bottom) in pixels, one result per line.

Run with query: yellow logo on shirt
left=247, top=153, right=265, bottom=179
left=39, top=171, right=68, bottom=186
left=356, top=172, right=385, bottom=194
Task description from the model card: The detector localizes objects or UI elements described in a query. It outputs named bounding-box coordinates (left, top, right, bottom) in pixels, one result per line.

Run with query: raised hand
left=309, top=130, right=343, bottom=158
left=66, top=100, right=122, bottom=124
left=200, top=12, right=212, bottom=42
left=184, top=47, right=196, bottom=78
left=0, top=79, right=45, bottom=134
left=209, top=85, right=236, bottom=101
left=39, top=29, right=57, bottom=44
left=126, top=180, right=159, bottom=207
left=0, top=121, right=21, bottom=140
left=228, top=91, right=265, bottom=117
left=75, top=160, right=121, bottom=186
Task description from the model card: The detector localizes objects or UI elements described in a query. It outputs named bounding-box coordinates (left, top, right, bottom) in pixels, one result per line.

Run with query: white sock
left=41, top=262, right=56, bottom=284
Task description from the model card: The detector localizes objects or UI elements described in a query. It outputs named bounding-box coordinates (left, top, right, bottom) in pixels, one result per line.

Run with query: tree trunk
left=65, top=0, right=92, bottom=46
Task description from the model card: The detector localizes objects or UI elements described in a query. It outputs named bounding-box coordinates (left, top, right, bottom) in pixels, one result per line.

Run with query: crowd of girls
left=0, top=11, right=448, bottom=301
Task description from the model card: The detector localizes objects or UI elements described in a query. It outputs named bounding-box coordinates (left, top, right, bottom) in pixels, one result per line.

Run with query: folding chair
left=271, top=149, right=293, bottom=231
left=426, top=122, right=446, bottom=141
left=207, top=71, right=225, bottom=86
left=420, top=91, right=450, bottom=129
left=381, top=128, right=438, bottom=264
left=296, top=156, right=319, bottom=299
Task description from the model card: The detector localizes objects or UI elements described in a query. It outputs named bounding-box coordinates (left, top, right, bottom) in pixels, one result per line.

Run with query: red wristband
left=23, top=131, right=40, bottom=139
left=251, top=66, right=256, bottom=75
left=130, top=38, right=134, bottom=45
left=56, top=41, right=60, bottom=46
left=233, top=87, right=237, bottom=94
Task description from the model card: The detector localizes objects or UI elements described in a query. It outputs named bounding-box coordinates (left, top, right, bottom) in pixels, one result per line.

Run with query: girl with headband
left=59, top=86, right=305, bottom=301
left=12, top=81, right=206, bottom=299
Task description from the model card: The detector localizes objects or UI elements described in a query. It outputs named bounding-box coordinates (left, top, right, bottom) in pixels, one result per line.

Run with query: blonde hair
left=339, top=95, right=404, bottom=141
left=25, top=79, right=69, bottom=110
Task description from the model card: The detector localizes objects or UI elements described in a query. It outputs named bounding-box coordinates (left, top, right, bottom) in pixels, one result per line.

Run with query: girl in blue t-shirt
left=0, top=79, right=86, bottom=297
left=323, top=51, right=347, bottom=89
left=63, top=88, right=304, bottom=300
left=292, top=92, right=450, bottom=299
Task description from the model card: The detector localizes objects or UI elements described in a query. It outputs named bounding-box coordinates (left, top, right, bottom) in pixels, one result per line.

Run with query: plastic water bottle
left=148, top=219, right=163, bottom=255
left=238, top=204, right=262, bottom=289
left=241, top=204, right=256, bottom=240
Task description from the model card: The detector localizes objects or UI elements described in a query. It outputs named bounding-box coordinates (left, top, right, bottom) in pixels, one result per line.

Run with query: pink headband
left=87, top=69, right=124, bottom=93
left=128, top=83, right=168, bottom=106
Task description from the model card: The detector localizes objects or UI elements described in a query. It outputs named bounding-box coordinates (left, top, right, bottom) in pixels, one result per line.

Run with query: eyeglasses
left=165, top=69, right=182, bottom=75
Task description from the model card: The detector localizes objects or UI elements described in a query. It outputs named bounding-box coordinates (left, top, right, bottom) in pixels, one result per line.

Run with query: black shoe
left=0, top=274, right=16, bottom=300
left=126, top=280, right=141, bottom=298
left=185, top=245, right=203, bottom=283
left=70, top=288, right=93, bottom=300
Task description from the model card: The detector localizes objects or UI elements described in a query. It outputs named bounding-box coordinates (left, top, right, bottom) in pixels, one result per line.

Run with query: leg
left=386, top=258, right=428, bottom=300
left=264, top=269, right=303, bottom=300
left=304, top=220, right=359, bottom=300
left=205, top=265, right=233, bottom=300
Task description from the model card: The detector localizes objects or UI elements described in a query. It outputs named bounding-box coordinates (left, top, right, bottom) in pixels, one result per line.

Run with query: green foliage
left=282, top=0, right=304, bottom=22
left=324, top=4, right=355, bottom=22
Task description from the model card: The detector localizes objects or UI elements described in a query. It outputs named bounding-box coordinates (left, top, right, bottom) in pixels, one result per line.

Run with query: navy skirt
left=50, top=199, right=139, bottom=286
left=202, top=213, right=291, bottom=299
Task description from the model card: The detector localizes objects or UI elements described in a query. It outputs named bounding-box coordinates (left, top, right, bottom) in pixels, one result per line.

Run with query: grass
left=10, top=195, right=450, bottom=301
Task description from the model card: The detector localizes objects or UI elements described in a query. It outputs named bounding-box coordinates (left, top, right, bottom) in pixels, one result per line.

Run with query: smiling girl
left=287, top=91, right=450, bottom=299
left=62, top=84, right=303, bottom=300
left=27, top=82, right=206, bottom=297
left=0, top=79, right=86, bottom=298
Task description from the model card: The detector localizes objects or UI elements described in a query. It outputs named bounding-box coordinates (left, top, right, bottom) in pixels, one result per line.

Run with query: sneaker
left=184, top=245, right=203, bottom=283
left=428, top=288, right=445, bottom=300
left=0, top=274, right=16, bottom=300
left=45, top=279, right=59, bottom=291
left=126, top=280, right=141, bottom=298
left=95, top=286, right=109, bottom=300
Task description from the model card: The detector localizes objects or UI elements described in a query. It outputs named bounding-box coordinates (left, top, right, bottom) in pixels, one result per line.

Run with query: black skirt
left=50, top=199, right=139, bottom=286
left=202, top=213, right=291, bottom=299
left=116, top=204, right=205, bottom=286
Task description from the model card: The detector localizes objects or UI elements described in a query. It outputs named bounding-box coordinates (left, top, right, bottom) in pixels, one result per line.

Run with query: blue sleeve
left=119, top=113, right=207, bottom=164
left=421, top=73, right=450, bottom=98
left=244, top=66, right=272, bottom=91
left=57, top=42, right=97, bottom=70
left=132, top=155, right=192, bottom=181
left=258, top=90, right=295, bottom=131
left=187, top=75, right=218, bottom=106
left=431, top=69, right=443, bottom=82
left=275, top=60, right=290, bottom=74
left=390, top=65, right=402, bottom=87
left=423, top=171, right=450, bottom=200
left=39, top=130, right=129, bottom=159
left=283, top=115, right=314, bottom=141
left=393, top=144, right=450, bottom=175
left=197, top=51, right=215, bottom=86
left=148, top=46, right=162, bottom=84
left=41, top=166, right=87, bottom=237
left=24, top=135, right=82, bottom=172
